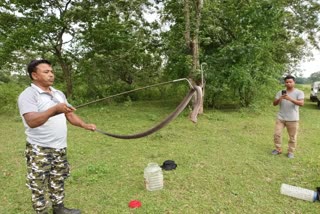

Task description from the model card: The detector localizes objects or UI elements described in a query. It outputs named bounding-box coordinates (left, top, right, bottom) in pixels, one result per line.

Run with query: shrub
left=0, top=83, right=25, bottom=115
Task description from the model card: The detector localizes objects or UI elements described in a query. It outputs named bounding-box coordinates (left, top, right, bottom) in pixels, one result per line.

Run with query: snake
left=76, top=79, right=201, bottom=139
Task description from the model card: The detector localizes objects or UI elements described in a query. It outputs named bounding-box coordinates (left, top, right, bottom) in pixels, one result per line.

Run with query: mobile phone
left=281, top=90, right=287, bottom=95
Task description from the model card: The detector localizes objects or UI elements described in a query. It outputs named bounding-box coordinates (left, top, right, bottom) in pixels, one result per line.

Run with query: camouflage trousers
left=25, top=143, right=70, bottom=213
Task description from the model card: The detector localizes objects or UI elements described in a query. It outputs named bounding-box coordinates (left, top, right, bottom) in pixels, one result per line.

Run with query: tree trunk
left=60, top=60, right=73, bottom=98
left=55, top=48, right=73, bottom=98
left=54, top=27, right=73, bottom=98
left=184, top=0, right=191, bottom=51
left=194, top=0, right=204, bottom=114
left=192, top=0, right=202, bottom=73
left=184, top=0, right=204, bottom=116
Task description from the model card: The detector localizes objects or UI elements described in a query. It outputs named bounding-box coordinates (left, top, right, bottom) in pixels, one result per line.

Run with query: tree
left=1, top=0, right=319, bottom=108
left=309, top=71, right=320, bottom=83
left=160, top=0, right=320, bottom=107
left=0, top=0, right=77, bottom=97
left=69, top=0, right=162, bottom=100
left=183, top=0, right=204, bottom=115
left=0, top=0, right=160, bottom=99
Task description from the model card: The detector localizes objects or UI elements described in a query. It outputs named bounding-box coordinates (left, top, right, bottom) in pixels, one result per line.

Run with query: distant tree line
left=292, top=71, right=320, bottom=84
left=307, top=71, right=320, bottom=83
left=0, top=0, right=319, bottom=111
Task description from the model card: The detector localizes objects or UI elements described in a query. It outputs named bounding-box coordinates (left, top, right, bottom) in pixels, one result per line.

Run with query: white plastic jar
left=144, top=163, right=164, bottom=191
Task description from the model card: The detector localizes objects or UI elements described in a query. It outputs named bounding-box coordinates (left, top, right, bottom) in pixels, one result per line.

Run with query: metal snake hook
left=75, top=78, right=194, bottom=109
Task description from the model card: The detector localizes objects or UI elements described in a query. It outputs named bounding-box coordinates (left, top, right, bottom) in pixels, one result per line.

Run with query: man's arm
left=273, top=96, right=283, bottom=106
left=23, top=103, right=74, bottom=128
left=283, top=95, right=304, bottom=106
left=65, top=112, right=96, bottom=131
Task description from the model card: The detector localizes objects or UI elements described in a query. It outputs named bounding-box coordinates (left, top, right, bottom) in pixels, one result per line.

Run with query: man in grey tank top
left=18, top=59, right=96, bottom=214
left=272, top=75, right=304, bottom=158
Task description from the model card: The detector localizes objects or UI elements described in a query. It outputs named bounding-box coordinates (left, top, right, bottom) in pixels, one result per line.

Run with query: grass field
left=1, top=86, right=320, bottom=213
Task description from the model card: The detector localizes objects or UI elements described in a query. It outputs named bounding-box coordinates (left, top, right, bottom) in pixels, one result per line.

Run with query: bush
left=0, top=83, right=25, bottom=115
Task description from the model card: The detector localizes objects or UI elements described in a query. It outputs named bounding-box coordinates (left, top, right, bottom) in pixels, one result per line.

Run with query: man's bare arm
left=23, top=103, right=74, bottom=128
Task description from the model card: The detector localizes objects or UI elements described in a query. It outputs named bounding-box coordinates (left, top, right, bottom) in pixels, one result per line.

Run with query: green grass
left=1, top=93, right=320, bottom=213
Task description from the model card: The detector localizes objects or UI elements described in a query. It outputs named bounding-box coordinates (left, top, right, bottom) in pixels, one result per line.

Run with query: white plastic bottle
left=280, top=183, right=318, bottom=202
left=144, top=163, right=163, bottom=191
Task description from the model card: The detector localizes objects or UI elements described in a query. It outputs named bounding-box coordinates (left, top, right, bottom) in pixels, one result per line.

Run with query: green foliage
left=161, top=0, right=319, bottom=107
left=0, top=83, right=25, bottom=115
left=295, top=77, right=309, bottom=84
left=1, top=0, right=319, bottom=108
left=0, top=0, right=161, bottom=98
left=200, top=0, right=297, bottom=107
left=70, top=0, right=162, bottom=96
left=0, top=71, right=11, bottom=83
left=69, top=81, right=191, bottom=109
left=308, top=71, right=320, bottom=83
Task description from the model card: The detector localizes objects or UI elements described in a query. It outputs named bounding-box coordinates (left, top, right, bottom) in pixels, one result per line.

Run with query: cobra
left=75, top=78, right=202, bottom=139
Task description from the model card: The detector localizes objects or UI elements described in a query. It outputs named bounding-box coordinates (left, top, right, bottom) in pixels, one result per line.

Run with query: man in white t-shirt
left=272, top=75, right=304, bottom=159
left=18, top=59, right=96, bottom=214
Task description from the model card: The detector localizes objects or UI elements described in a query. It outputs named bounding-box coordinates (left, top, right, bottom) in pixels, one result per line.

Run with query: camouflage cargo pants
left=25, top=143, right=70, bottom=213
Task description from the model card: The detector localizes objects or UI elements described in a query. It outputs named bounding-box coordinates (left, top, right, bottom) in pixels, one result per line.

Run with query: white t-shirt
left=275, top=88, right=304, bottom=121
left=18, top=83, right=69, bottom=149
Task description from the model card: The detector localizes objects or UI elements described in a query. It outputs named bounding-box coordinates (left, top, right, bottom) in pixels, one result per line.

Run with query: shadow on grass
left=303, top=100, right=319, bottom=111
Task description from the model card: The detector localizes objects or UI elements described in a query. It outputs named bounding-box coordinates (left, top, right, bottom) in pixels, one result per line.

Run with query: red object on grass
left=128, top=200, right=142, bottom=208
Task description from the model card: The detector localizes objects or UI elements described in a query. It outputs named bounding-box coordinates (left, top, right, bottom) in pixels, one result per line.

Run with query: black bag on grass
left=161, top=160, right=177, bottom=171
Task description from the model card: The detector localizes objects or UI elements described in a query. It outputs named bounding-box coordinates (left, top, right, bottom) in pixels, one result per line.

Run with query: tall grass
left=1, top=86, right=320, bottom=213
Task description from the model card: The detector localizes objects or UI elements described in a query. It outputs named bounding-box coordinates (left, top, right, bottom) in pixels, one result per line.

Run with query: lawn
left=1, top=88, right=320, bottom=213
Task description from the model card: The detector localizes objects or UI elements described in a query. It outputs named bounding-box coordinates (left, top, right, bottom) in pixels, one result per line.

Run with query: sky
left=298, top=48, right=320, bottom=78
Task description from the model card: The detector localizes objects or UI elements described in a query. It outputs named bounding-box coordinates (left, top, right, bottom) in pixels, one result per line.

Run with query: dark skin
left=273, top=78, right=304, bottom=107
left=23, top=63, right=96, bottom=131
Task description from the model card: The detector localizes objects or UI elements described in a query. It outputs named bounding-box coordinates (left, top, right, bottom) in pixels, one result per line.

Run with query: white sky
left=298, top=48, right=320, bottom=78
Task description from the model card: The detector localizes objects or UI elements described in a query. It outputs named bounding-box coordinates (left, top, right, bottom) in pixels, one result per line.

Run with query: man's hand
left=64, top=111, right=97, bottom=131
left=55, top=103, right=76, bottom=114
left=273, top=95, right=284, bottom=106
left=282, top=94, right=290, bottom=100
left=82, top=123, right=97, bottom=131
left=282, top=94, right=304, bottom=106
left=23, top=102, right=73, bottom=128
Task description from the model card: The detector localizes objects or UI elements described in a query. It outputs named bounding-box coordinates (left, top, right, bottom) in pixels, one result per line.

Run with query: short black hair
left=284, top=75, right=295, bottom=82
left=27, top=59, right=51, bottom=80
